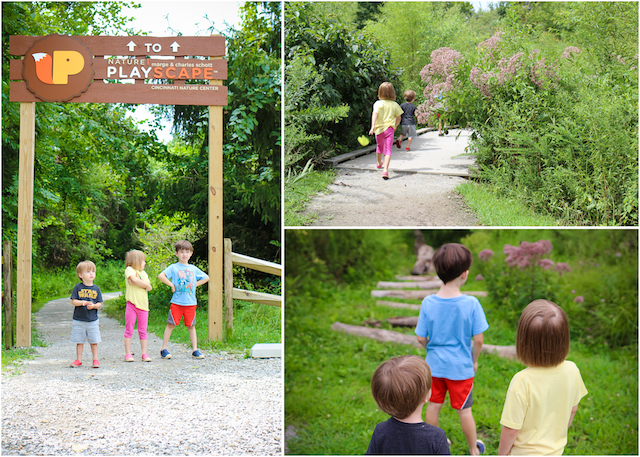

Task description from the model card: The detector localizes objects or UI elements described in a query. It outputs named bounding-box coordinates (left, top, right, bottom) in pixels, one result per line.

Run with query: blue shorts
left=70, top=319, right=102, bottom=344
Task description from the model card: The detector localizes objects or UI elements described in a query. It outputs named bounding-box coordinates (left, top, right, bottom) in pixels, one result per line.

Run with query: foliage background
left=285, top=229, right=638, bottom=455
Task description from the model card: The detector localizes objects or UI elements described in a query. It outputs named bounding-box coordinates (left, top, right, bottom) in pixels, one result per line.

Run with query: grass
left=285, top=271, right=638, bottom=455
left=457, top=180, right=562, bottom=226
left=285, top=168, right=337, bottom=226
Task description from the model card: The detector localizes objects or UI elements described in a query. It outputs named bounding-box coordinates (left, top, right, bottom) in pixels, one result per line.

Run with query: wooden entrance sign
left=9, top=34, right=228, bottom=345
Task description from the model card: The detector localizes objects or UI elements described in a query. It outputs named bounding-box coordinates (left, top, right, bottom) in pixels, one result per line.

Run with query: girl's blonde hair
left=378, top=82, right=396, bottom=100
left=517, top=299, right=570, bottom=367
left=125, top=250, right=146, bottom=270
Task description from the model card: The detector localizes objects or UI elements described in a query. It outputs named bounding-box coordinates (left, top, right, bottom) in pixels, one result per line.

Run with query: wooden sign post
left=9, top=34, right=228, bottom=346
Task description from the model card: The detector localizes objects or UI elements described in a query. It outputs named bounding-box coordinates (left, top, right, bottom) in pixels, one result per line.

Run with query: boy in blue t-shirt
left=158, top=240, right=209, bottom=359
left=415, top=243, right=489, bottom=455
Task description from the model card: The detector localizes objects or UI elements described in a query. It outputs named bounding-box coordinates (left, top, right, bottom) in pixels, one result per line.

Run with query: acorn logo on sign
left=22, top=34, right=94, bottom=102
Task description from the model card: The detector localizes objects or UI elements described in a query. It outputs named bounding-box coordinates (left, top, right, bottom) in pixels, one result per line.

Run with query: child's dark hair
left=371, top=355, right=432, bottom=419
left=378, top=82, right=396, bottom=100
left=432, top=243, right=473, bottom=284
left=517, top=299, right=570, bottom=367
left=404, top=89, right=416, bottom=103
left=175, top=240, right=193, bottom=252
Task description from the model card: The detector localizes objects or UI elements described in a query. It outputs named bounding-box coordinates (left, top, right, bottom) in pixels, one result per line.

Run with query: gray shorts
left=70, top=319, right=102, bottom=344
left=401, top=124, right=417, bottom=138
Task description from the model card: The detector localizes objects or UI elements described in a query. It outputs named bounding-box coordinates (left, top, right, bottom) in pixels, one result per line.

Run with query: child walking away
left=367, top=355, right=450, bottom=455
left=124, top=250, right=153, bottom=362
left=415, top=243, right=489, bottom=455
left=158, top=240, right=209, bottom=359
left=396, top=90, right=418, bottom=151
left=498, top=300, right=587, bottom=456
left=69, top=261, right=103, bottom=368
left=369, top=82, right=403, bottom=180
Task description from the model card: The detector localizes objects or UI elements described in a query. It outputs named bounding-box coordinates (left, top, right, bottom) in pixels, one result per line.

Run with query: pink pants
left=124, top=301, right=148, bottom=340
left=376, top=126, right=395, bottom=156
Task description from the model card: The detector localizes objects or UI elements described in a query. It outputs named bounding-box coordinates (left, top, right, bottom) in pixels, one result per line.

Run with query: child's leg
left=188, top=325, right=198, bottom=351
left=90, top=343, right=98, bottom=361
left=162, top=324, right=176, bottom=350
left=375, top=132, right=384, bottom=167
left=407, top=136, right=413, bottom=149
left=382, top=127, right=394, bottom=172
left=425, top=401, right=444, bottom=426
left=457, top=407, right=479, bottom=455
left=376, top=152, right=383, bottom=168
left=76, top=343, right=84, bottom=362
left=138, top=309, right=149, bottom=356
left=124, top=301, right=137, bottom=355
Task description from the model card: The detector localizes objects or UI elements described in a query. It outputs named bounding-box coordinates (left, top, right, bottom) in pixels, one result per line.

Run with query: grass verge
left=285, top=168, right=337, bottom=226
left=457, top=180, right=562, bottom=226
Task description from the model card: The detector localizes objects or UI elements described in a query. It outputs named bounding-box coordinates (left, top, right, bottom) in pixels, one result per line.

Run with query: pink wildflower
left=479, top=249, right=494, bottom=261
left=561, top=46, right=581, bottom=59
left=554, top=262, right=572, bottom=276
left=475, top=274, right=485, bottom=281
left=504, top=240, right=553, bottom=269
left=536, top=258, right=555, bottom=270
left=574, top=296, right=584, bottom=304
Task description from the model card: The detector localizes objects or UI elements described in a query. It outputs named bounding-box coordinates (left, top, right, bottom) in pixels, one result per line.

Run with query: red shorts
left=167, top=303, right=197, bottom=327
left=430, top=377, right=474, bottom=409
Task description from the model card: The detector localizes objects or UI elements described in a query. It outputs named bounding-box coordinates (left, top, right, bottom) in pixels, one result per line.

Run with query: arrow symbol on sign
left=127, top=41, right=137, bottom=52
left=170, top=41, right=180, bottom=53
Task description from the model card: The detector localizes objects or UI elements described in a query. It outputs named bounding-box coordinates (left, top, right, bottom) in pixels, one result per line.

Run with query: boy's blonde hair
left=378, top=82, right=396, bottom=100
left=125, top=250, right=146, bottom=270
left=175, top=239, right=193, bottom=252
left=517, top=299, right=570, bottom=367
left=432, top=243, right=473, bottom=284
left=76, top=260, right=96, bottom=278
left=404, top=90, right=416, bottom=103
left=371, top=355, right=432, bottom=419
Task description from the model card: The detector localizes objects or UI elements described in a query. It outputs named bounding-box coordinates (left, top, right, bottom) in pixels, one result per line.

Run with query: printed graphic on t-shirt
left=177, top=269, right=195, bottom=294
left=77, top=288, right=99, bottom=300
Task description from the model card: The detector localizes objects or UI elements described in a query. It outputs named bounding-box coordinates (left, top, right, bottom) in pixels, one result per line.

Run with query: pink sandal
left=382, top=171, right=389, bottom=180
left=376, top=162, right=383, bottom=169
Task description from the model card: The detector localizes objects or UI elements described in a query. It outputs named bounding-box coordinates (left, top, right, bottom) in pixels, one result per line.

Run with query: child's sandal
left=125, top=354, right=134, bottom=362
left=142, top=353, right=152, bottom=362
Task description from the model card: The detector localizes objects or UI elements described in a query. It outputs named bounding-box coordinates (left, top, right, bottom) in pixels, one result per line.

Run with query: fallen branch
left=396, top=275, right=439, bottom=281
left=371, top=290, right=488, bottom=299
left=387, top=316, right=419, bottom=327
left=376, top=280, right=443, bottom=289
left=331, top=321, right=516, bottom=359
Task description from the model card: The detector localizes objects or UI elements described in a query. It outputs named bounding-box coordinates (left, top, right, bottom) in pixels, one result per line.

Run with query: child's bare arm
left=472, top=332, right=484, bottom=371
left=72, top=299, right=88, bottom=307
left=369, top=112, right=379, bottom=135
left=498, top=426, right=520, bottom=455
left=395, top=115, right=401, bottom=129
left=196, top=277, right=210, bottom=287
left=416, top=335, right=429, bottom=348
left=127, top=275, right=153, bottom=291
left=158, top=272, right=176, bottom=293
left=568, top=405, right=579, bottom=428
left=87, top=301, right=102, bottom=310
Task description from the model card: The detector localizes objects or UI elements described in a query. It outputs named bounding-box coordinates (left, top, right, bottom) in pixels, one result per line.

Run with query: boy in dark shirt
left=69, top=260, right=103, bottom=368
left=367, top=355, right=450, bottom=455
left=396, top=90, right=418, bottom=151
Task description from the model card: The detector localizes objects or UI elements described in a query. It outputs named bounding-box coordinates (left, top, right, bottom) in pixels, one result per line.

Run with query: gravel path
left=303, top=170, right=480, bottom=226
left=2, top=293, right=283, bottom=455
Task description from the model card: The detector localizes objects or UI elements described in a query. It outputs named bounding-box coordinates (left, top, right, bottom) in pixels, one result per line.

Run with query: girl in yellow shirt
left=124, top=250, right=153, bottom=362
left=369, top=82, right=403, bottom=180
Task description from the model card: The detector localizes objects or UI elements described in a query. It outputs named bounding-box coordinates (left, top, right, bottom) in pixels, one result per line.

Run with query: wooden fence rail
left=223, top=238, right=282, bottom=340
left=3, top=240, right=14, bottom=349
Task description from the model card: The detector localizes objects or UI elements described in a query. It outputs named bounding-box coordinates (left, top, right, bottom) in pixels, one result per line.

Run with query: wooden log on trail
left=376, top=300, right=421, bottom=311
left=377, top=280, right=443, bottom=289
left=331, top=321, right=517, bottom=359
left=387, top=316, right=419, bottom=327
left=396, top=275, right=439, bottom=281
left=332, top=322, right=422, bottom=349
left=371, top=290, right=488, bottom=299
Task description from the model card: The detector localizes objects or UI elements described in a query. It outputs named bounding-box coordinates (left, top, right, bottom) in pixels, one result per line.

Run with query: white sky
left=125, top=1, right=244, bottom=142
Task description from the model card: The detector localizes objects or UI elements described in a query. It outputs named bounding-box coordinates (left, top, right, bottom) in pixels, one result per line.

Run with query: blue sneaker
left=192, top=349, right=204, bottom=359
left=477, top=440, right=486, bottom=455
left=160, top=349, right=171, bottom=359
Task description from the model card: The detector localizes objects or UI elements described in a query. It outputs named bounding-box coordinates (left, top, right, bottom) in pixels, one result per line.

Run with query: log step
left=371, top=290, right=488, bottom=299
left=376, top=280, right=443, bottom=289
left=376, top=300, right=421, bottom=311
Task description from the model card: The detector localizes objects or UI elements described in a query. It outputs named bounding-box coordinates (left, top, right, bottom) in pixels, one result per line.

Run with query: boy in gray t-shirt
left=396, top=89, right=418, bottom=151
